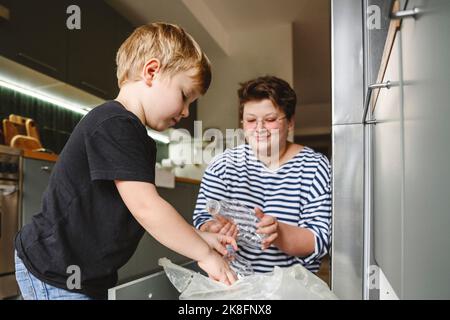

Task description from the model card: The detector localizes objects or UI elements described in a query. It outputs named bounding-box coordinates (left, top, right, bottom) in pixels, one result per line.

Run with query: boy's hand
left=200, top=216, right=238, bottom=239
left=198, top=250, right=237, bottom=286
left=197, top=231, right=239, bottom=256
left=255, top=207, right=279, bottom=250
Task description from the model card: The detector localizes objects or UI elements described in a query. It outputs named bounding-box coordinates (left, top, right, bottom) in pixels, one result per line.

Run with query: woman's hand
left=198, top=250, right=237, bottom=285
left=255, top=207, right=279, bottom=250
left=197, top=230, right=239, bottom=256
left=199, top=215, right=239, bottom=239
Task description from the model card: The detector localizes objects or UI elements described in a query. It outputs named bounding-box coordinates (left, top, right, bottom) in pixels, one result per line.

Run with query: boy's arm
left=115, top=180, right=236, bottom=284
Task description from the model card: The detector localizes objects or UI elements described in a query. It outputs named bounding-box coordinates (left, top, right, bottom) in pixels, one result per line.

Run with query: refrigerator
left=331, top=0, right=450, bottom=299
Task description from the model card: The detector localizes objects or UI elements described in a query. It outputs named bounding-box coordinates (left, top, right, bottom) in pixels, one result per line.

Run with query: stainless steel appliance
left=332, top=0, right=450, bottom=299
left=0, top=145, right=21, bottom=299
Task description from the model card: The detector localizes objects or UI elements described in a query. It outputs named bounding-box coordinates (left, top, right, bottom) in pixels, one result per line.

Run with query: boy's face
left=142, top=68, right=200, bottom=131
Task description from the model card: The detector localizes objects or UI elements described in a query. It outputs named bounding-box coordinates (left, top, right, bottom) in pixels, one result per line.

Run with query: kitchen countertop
left=22, top=149, right=58, bottom=162
left=22, top=149, right=201, bottom=185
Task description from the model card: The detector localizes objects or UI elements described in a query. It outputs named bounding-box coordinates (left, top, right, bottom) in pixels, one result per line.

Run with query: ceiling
left=188, top=0, right=331, bottom=106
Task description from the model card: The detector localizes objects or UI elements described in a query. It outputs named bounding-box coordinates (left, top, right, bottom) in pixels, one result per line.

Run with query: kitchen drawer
left=109, top=260, right=202, bottom=300
left=21, top=157, right=55, bottom=226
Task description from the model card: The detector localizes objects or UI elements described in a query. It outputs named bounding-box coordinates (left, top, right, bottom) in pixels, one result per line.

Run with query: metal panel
left=21, top=158, right=54, bottom=226
left=331, top=123, right=364, bottom=299
left=372, top=31, right=403, bottom=297
left=110, top=261, right=202, bottom=300
left=401, top=0, right=450, bottom=299
left=332, top=0, right=365, bottom=125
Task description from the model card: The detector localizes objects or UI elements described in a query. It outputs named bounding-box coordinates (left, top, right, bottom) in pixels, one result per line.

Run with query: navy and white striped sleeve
left=297, top=155, right=332, bottom=264
left=193, top=154, right=228, bottom=229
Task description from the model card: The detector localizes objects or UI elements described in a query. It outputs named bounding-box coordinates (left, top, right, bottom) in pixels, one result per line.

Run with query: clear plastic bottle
left=224, top=244, right=254, bottom=278
left=206, top=199, right=265, bottom=278
left=206, top=198, right=267, bottom=248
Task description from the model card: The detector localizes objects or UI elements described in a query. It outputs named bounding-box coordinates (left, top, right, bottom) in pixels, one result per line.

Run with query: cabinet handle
left=391, top=7, right=421, bottom=20
left=362, top=81, right=391, bottom=125
left=17, top=53, right=58, bottom=73
left=81, top=81, right=108, bottom=97
left=41, top=166, right=52, bottom=173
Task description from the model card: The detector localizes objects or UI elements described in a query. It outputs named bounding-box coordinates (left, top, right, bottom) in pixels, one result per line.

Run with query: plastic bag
left=158, top=258, right=338, bottom=300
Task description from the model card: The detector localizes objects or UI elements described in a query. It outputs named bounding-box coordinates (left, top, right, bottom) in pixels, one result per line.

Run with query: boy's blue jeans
left=14, top=250, right=92, bottom=300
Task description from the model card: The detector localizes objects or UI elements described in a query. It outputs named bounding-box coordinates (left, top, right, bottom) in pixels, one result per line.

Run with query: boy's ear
left=142, top=58, right=161, bottom=86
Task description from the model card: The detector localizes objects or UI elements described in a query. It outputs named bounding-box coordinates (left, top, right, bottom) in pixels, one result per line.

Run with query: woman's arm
left=273, top=222, right=315, bottom=257
left=256, top=155, right=332, bottom=259
left=255, top=208, right=315, bottom=256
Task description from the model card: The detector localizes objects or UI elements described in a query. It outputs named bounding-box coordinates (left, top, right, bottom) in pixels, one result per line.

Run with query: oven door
left=0, top=180, right=19, bottom=299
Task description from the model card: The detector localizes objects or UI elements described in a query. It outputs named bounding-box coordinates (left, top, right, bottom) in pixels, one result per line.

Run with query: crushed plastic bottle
left=206, top=199, right=267, bottom=249
left=224, top=244, right=254, bottom=278
left=205, top=199, right=266, bottom=278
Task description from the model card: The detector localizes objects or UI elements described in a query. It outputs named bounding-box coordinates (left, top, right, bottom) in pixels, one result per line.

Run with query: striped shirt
left=193, top=144, right=332, bottom=273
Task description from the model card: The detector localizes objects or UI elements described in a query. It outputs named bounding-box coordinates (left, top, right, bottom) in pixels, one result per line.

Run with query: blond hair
left=116, top=22, right=211, bottom=94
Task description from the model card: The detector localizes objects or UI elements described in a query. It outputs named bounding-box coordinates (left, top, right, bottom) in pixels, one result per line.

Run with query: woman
left=193, top=76, right=331, bottom=274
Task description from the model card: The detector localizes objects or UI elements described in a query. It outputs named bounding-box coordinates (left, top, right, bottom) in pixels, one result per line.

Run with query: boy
left=14, top=22, right=237, bottom=300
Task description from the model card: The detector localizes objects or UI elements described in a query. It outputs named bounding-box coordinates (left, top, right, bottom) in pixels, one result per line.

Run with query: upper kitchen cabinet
left=0, top=0, right=134, bottom=100
left=115, top=12, right=134, bottom=52
left=112, top=12, right=134, bottom=96
left=67, top=1, right=118, bottom=99
left=0, top=0, right=69, bottom=81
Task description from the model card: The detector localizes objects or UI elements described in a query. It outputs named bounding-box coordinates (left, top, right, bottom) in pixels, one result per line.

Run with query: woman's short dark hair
left=238, top=76, right=297, bottom=120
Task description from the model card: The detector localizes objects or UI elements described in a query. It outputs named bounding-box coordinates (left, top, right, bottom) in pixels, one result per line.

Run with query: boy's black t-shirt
left=15, top=101, right=157, bottom=299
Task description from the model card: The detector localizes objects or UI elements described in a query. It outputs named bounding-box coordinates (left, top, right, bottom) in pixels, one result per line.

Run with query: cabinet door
left=372, top=31, right=402, bottom=298
left=0, top=0, right=68, bottom=81
left=401, top=0, right=450, bottom=299
left=117, top=182, right=200, bottom=283
left=67, top=0, right=117, bottom=99
left=111, top=13, right=134, bottom=97
left=21, top=158, right=54, bottom=226
left=110, top=261, right=201, bottom=300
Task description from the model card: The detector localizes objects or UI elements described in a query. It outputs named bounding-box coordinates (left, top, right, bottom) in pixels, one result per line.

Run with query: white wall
left=198, top=23, right=294, bottom=132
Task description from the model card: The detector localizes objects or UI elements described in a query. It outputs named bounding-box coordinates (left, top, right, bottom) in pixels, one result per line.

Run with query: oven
left=0, top=145, right=21, bottom=299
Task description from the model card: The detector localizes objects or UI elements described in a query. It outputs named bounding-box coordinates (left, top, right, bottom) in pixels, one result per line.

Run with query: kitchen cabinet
left=369, top=0, right=450, bottom=299
left=117, top=181, right=201, bottom=283
left=19, top=155, right=201, bottom=284
left=21, top=157, right=54, bottom=226
left=0, top=0, right=134, bottom=100
left=400, top=0, right=450, bottom=299
left=109, top=260, right=202, bottom=300
left=0, top=0, right=69, bottom=81
left=67, top=0, right=118, bottom=99
left=372, top=31, right=402, bottom=297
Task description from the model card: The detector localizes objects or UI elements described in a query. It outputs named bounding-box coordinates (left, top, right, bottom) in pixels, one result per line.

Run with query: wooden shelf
left=22, top=150, right=58, bottom=162
left=175, top=176, right=201, bottom=185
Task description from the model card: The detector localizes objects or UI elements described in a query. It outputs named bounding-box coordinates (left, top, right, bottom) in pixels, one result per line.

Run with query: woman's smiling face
left=242, top=99, right=293, bottom=157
